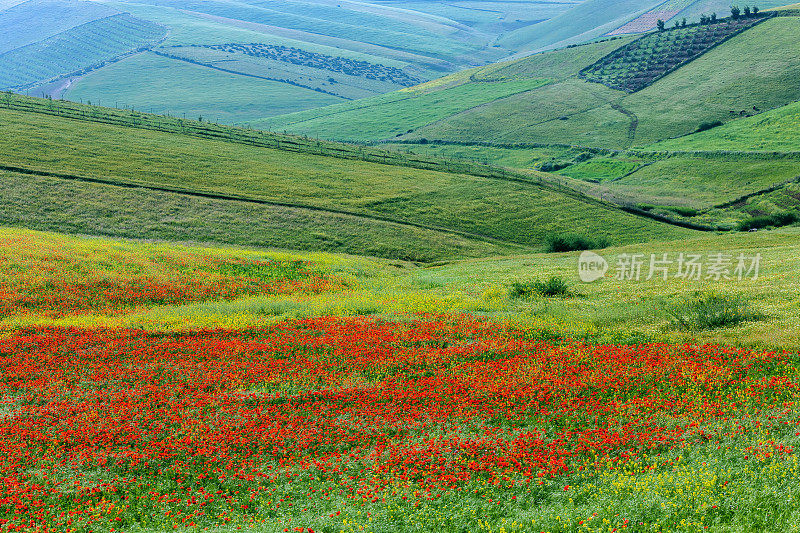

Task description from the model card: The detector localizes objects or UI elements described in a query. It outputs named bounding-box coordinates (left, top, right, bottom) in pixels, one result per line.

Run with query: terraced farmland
left=0, top=13, right=166, bottom=90
left=581, top=15, right=767, bottom=92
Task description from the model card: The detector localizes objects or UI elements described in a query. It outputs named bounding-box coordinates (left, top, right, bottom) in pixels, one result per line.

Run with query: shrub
left=663, top=206, right=700, bottom=217
left=668, top=292, right=760, bottom=330
left=695, top=121, right=723, bottom=132
left=736, top=211, right=799, bottom=231
left=509, top=276, right=571, bottom=299
left=539, top=160, right=571, bottom=172
left=544, top=233, right=610, bottom=253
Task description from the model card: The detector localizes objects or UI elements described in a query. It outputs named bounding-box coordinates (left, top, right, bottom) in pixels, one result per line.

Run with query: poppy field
left=0, top=230, right=339, bottom=320
left=1, top=229, right=800, bottom=532
left=2, top=316, right=800, bottom=533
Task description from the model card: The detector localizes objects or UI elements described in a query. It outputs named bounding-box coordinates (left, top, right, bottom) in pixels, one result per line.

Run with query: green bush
left=509, top=276, right=571, bottom=298
left=668, top=292, right=760, bottom=330
left=539, top=160, right=572, bottom=172
left=737, top=211, right=799, bottom=231
left=544, top=233, right=610, bottom=253
left=695, top=121, right=723, bottom=133
left=663, top=206, right=700, bottom=217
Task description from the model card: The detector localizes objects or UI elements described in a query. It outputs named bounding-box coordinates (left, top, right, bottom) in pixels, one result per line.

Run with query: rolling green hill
left=273, top=16, right=800, bottom=151
left=62, top=51, right=343, bottom=124
left=0, top=93, right=695, bottom=261
left=22, top=0, right=579, bottom=123
left=258, top=36, right=634, bottom=141
left=649, top=99, right=800, bottom=152
left=0, top=0, right=120, bottom=54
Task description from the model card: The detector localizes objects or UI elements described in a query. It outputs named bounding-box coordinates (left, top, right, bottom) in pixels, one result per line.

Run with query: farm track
left=610, top=102, right=639, bottom=148
left=0, top=163, right=529, bottom=250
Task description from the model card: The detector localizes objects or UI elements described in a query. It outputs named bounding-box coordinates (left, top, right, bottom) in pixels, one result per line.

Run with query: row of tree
left=657, top=5, right=762, bottom=31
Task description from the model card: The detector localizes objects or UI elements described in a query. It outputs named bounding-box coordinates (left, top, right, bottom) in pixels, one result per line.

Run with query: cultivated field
left=62, top=52, right=343, bottom=124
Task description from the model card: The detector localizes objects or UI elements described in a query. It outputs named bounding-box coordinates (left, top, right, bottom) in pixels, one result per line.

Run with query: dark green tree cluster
left=730, top=5, right=761, bottom=19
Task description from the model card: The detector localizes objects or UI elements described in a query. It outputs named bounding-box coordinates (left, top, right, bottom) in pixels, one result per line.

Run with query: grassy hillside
left=410, top=17, right=800, bottom=148
left=0, top=94, right=694, bottom=260
left=372, top=1, right=579, bottom=35
left=622, top=16, right=800, bottom=145
left=63, top=51, right=343, bottom=123
left=254, top=77, right=553, bottom=141
left=0, top=0, right=119, bottom=53
left=0, top=168, right=513, bottom=262
left=44, top=0, right=578, bottom=122
left=604, top=156, right=800, bottom=208
left=262, top=37, right=635, bottom=142
left=274, top=17, right=800, bottom=151
left=649, top=99, right=800, bottom=151
left=581, top=16, right=765, bottom=93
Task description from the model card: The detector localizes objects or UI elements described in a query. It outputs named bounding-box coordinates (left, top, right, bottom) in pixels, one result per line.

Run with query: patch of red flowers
left=0, top=315, right=797, bottom=531
left=0, top=256, right=336, bottom=318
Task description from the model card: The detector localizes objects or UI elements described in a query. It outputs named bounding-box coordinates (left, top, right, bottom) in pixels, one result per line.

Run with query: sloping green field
left=272, top=17, right=800, bottom=150
left=0, top=96, right=695, bottom=260
left=0, top=0, right=120, bottom=53
left=0, top=13, right=166, bottom=90
left=650, top=99, right=800, bottom=151
left=63, top=51, right=343, bottom=124
left=255, top=77, right=553, bottom=141
left=496, top=0, right=663, bottom=52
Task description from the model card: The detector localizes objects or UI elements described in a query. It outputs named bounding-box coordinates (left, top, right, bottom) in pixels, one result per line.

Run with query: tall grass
left=668, top=291, right=761, bottom=330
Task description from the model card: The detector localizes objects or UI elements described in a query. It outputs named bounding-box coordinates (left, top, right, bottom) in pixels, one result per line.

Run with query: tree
left=657, top=18, right=666, bottom=31
left=682, top=18, right=688, bottom=26
left=700, top=14, right=710, bottom=24
left=711, top=12, right=717, bottom=22
left=753, top=6, right=760, bottom=15
left=731, top=6, right=741, bottom=19
left=744, top=5, right=751, bottom=16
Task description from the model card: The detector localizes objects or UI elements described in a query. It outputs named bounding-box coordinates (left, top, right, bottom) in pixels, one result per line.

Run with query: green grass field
left=256, top=77, right=553, bottom=141
left=0, top=169, right=514, bottom=262
left=381, top=143, right=586, bottom=170
left=0, top=0, right=119, bottom=53
left=650, top=99, right=800, bottom=151
left=0, top=98, right=695, bottom=260
left=495, top=0, right=664, bottom=52
left=281, top=17, right=800, bottom=151
left=63, top=51, right=343, bottom=124
left=606, top=156, right=800, bottom=208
